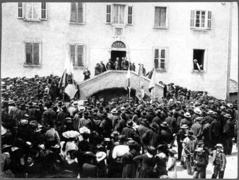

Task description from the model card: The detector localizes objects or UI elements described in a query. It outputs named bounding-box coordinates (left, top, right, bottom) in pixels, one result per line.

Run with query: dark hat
left=150, top=122, right=159, bottom=131
left=127, top=140, right=138, bottom=147
left=66, top=117, right=72, bottom=123
left=127, top=120, right=133, bottom=127
left=147, top=146, right=156, bottom=155
left=111, top=131, right=120, bottom=137
left=156, top=143, right=168, bottom=150
left=29, top=120, right=38, bottom=127
left=141, top=118, right=149, bottom=126
left=186, top=130, right=194, bottom=137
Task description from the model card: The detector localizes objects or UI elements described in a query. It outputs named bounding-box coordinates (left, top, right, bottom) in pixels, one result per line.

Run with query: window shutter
left=160, top=49, right=165, bottom=69
left=26, top=43, right=32, bottom=64
left=41, top=2, right=47, bottom=20
left=190, top=10, right=195, bottom=28
left=106, top=5, right=111, bottom=23
left=77, top=45, right=84, bottom=66
left=33, top=43, right=39, bottom=64
left=18, top=3, right=23, bottom=18
left=128, top=6, right=132, bottom=24
left=154, top=7, right=160, bottom=26
left=70, top=2, right=77, bottom=22
left=154, top=49, right=159, bottom=69
left=70, top=45, right=76, bottom=66
left=207, top=11, right=212, bottom=29
left=78, top=3, right=83, bottom=23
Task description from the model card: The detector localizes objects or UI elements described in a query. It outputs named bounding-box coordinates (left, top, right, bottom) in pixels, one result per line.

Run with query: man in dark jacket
left=191, top=117, right=203, bottom=141
left=222, top=114, right=234, bottom=155
left=121, top=120, right=140, bottom=143
left=211, top=113, right=222, bottom=148
left=142, top=122, right=160, bottom=148
left=193, top=147, right=208, bottom=179
left=42, top=102, right=56, bottom=127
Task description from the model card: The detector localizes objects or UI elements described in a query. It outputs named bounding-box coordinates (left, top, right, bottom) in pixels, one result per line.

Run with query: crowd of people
left=1, top=74, right=238, bottom=178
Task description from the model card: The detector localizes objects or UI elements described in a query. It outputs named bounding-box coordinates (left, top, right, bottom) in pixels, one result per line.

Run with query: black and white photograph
left=1, top=1, right=238, bottom=178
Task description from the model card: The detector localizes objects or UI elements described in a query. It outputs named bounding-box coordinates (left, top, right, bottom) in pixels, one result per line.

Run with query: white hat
left=216, top=143, right=223, bottom=148
left=62, top=130, right=80, bottom=139
left=96, top=151, right=107, bottom=162
left=195, top=147, right=204, bottom=152
left=1, top=125, right=7, bottom=135
left=194, top=108, right=202, bottom=115
left=79, top=126, right=91, bottom=134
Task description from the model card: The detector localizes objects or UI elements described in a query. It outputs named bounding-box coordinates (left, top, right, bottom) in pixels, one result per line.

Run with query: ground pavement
left=173, top=143, right=238, bottom=179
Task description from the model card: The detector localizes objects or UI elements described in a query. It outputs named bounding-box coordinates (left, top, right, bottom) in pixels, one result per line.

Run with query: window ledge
left=74, top=66, right=85, bottom=69
left=192, top=70, right=205, bottom=73
left=126, top=24, right=133, bottom=26
left=23, top=18, right=41, bottom=22
left=23, top=64, right=42, bottom=67
left=69, top=22, right=86, bottom=25
left=153, top=26, right=168, bottom=30
left=105, top=22, right=112, bottom=25
left=191, top=28, right=211, bottom=31
left=155, top=68, right=166, bottom=72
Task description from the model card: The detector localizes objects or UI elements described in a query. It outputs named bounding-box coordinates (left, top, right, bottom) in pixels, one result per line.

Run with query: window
left=154, top=7, right=167, bottom=28
left=18, top=2, right=47, bottom=21
left=190, top=10, right=212, bottom=29
left=106, top=5, right=111, bottom=23
left=70, top=2, right=84, bottom=24
left=70, top=44, right=85, bottom=67
left=128, top=6, right=133, bottom=25
left=193, top=49, right=205, bottom=71
left=25, top=42, right=40, bottom=65
left=154, top=48, right=167, bottom=71
left=113, top=4, right=125, bottom=24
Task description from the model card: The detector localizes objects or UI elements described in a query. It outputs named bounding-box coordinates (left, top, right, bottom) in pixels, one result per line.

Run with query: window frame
left=17, top=2, right=48, bottom=21
left=106, top=4, right=112, bottom=24
left=192, top=48, right=207, bottom=73
left=69, top=43, right=85, bottom=68
left=190, top=10, right=212, bottom=30
left=24, top=41, right=42, bottom=67
left=112, top=4, right=126, bottom=25
left=69, top=2, right=86, bottom=25
left=153, top=47, right=168, bottom=72
left=154, top=6, right=168, bottom=29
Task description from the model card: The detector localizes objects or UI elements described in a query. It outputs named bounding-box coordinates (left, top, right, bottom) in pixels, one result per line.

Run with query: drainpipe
left=226, top=2, right=233, bottom=100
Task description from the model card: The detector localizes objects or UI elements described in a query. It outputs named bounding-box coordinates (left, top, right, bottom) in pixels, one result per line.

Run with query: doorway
left=111, top=50, right=126, bottom=65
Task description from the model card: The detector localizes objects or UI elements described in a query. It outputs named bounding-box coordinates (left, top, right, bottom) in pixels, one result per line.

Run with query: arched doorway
left=111, top=41, right=127, bottom=65
left=91, top=87, right=136, bottom=102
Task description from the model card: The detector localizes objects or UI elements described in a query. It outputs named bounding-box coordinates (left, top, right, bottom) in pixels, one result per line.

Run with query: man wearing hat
left=121, top=120, right=140, bottom=143
left=42, top=102, right=56, bottom=128
left=176, top=124, right=189, bottom=164
left=211, top=144, right=227, bottom=178
left=211, top=113, right=222, bottom=148
left=191, top=117, right=203, bottom=140
left=159, top=121, right=173, bottom=145
left=182, top=130, right=198, bottom=175
left=222, top=114, right=234, bottom=155
left=180, top=112, right=192, bottom=129
left=142, top=122, right=160, bottom=148
left=108, top=108, right=120, bottom=130
left=193, top=147, right=207, bottom=179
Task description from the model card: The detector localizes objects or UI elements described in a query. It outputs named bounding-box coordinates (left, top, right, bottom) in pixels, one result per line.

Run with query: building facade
left=1, top=2, right=238, bottom=99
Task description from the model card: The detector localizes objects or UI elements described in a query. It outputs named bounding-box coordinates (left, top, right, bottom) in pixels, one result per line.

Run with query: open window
left=18, top=2, right=47, bottom=21
left=193, top=49, right=205, bottom=71
left=69, top=44, right=85, bottom=67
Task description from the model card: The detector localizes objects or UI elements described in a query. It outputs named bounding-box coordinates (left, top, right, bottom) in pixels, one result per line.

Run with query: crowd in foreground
left=1, top=74, right=238, bottom=178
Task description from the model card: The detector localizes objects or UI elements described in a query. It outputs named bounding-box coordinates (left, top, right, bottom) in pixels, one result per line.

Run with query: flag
left=148, top=69, right=155, bottom=93
left=59, top=52, right=74, bottom=89
left=136, top=64, right=145, bottom=99
left=64, top=84, right=78, bottom=99
left=126, top=66, right=131, bottom=90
